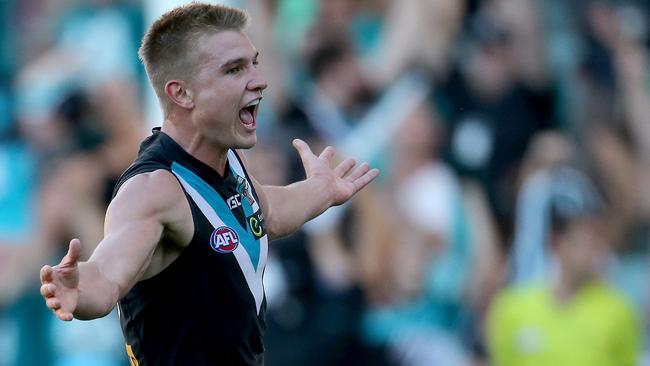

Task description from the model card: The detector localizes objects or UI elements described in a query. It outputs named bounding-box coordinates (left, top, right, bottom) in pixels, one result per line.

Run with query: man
left=487, top=166, right=639, bottom=366
left=39, top=3, right=379, bottom=365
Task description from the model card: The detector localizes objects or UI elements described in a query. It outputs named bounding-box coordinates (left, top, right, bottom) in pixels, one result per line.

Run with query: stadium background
left=0, top=0, right=649, bottom=365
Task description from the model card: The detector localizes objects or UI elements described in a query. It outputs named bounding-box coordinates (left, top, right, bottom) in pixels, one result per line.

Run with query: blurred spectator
left=0, top=85, right=142, bottom=366
left=350, top=101, right=495, bottom=365
left=367, top=0, right=464, bottom=87
left=434, top=0, right=557, bottom=242
left=510, top=132, right=576, bottom=284
left=488, top=166, right=640, bottom=366
left=0, top=2, right=143, bottom=366
left=279, top=33, right=374, bottom=150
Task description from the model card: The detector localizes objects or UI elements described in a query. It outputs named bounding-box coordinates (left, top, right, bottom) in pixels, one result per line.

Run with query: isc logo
left=227, top=194, right=242, bottom=209
left=210, top=226, right=240, bottom=253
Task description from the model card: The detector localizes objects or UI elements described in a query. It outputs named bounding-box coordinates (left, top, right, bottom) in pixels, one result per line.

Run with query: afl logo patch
left=210, top=226, right=240, bottom=253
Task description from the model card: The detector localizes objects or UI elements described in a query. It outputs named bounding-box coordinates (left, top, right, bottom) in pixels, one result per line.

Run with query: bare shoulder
left=83, top=169, right=193, bottom=286
left=109, top=169, right=188, bottom=223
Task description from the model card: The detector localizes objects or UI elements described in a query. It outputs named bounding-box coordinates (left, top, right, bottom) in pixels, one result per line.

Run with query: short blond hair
left=139, top=2, right=249, bottom=114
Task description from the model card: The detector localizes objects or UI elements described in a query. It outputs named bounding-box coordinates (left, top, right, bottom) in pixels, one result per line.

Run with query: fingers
left=41, top=247, right=77, bottom=322
left=292, top=139, right=316, bottom=170
left=40, top=265, right=53, bottom=284
left=318, top=146, right=335, bottom=162
left=46, top=297, right=60, bottom=310
left=346, top=162, right=370, bottom=181
left=334, top=158, right=356, bottom=178
left=40, top=267, right=62, bottom=315
left=292, top=139, right=379, bottom=193
left=352, top=168, right=380, bottom=192
left=292, top=139, right=314, bottom=158
left=42, top=286, right=74, bottom=321
left=60, top=238, right=81, bottom=267
left=55, top=309, right=74, bottom=322
left=40, top=283, right=56, bottom=298
left=45, top=293, right=73, bottom=320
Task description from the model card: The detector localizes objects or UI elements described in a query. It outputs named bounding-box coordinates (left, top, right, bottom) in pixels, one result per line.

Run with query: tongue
left=239, top=108, right=254, bottom=125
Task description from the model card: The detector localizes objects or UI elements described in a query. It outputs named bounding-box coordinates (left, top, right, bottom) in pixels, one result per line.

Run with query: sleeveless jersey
left=114, top=129, right=269, bottom=365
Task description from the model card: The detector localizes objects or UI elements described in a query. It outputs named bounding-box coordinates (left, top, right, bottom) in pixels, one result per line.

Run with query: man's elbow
left=265, top=219, right=300, bottom=241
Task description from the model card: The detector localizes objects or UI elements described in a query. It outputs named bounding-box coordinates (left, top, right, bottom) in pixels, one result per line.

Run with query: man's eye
left=227, top=66, right=242, bottom=74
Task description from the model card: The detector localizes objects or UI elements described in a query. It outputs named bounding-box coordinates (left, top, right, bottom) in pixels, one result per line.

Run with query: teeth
left=245, top=99, right=260, bottom=108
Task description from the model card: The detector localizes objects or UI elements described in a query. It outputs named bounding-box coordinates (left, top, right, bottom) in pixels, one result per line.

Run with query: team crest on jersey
left=210, top=226, right=240, bottom=253
left=236, top=176, right=256, bottom=205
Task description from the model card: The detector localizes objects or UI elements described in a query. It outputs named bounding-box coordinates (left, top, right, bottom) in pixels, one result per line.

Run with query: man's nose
left=247, top=69, right=268, bottom=93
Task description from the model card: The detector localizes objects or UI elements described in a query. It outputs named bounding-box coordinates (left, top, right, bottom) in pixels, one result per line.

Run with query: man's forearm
left=263, top=177, right=333, bottom=239
left=74, top=261, right=121, bottom=320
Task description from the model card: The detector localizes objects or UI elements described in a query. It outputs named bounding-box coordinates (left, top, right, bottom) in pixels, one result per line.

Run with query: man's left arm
left=245, top=139, right=379, bottom=240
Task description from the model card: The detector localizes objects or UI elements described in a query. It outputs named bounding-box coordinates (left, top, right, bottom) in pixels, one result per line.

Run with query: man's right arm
left=40, top=170, right=191, bottom=321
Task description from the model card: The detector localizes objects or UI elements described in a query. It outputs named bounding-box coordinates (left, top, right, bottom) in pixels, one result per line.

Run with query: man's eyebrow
left=220, top=51, right=259, bottom=69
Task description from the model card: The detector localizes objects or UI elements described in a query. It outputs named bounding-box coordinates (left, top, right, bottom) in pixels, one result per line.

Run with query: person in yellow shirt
left=487, top=167, right=640, bottom=366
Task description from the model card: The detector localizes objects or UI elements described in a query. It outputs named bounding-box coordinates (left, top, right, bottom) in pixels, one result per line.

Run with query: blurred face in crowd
left=320, top=51, right=369, bottom=111
left=393, top=104, right=439, bottom=159
left=554, top=217, right=608, bottom=286
left=465, top=42, right=514, bottom=100
left=185, top=30, right=267, bottom=150
left=338, top=54, right=368, bottom=104
left=320, top=0, right=356, bottom=29
left=390, top=103, right=440, bottom=184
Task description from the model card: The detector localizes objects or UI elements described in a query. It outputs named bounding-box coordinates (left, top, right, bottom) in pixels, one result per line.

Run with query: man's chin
left=237, top=136, right=257, bottom=150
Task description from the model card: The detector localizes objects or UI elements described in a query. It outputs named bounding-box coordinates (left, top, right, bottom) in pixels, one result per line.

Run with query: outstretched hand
left=40, top=238, right=82, bottom=321
left=292, top=139, right=379, bottom=206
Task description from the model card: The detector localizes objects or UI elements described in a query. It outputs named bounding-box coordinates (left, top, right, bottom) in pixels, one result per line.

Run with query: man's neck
left=161, top=122, right=229, bottom=176
left=553, top=277, right=578, bottom=305
left=552, top=271, right=594, bottom=306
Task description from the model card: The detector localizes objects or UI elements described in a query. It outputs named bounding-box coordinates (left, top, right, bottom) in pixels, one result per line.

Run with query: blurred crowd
left=0, top=0, right=649, bottom=365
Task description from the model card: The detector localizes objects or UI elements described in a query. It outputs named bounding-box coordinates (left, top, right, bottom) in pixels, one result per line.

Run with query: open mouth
left=239, top=98, right=260, bottom=128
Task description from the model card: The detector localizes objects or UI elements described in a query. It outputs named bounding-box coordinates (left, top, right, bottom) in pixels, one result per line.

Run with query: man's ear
left=164, top=80, right=194, bottom=110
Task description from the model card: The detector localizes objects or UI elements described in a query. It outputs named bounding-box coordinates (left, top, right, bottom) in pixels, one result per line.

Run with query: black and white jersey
left=114, top=128, right=268, bottom=365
